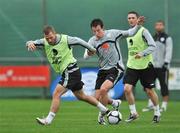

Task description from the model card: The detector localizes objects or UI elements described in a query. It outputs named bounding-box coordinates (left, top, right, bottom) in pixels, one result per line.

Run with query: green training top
left=126, top=27, right=153, bottom=69
left=44, top=34, right=76, bottom=74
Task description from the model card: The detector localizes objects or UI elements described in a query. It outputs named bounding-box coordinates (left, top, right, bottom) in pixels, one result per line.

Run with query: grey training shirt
left=86, top=25, right=140, bottom=70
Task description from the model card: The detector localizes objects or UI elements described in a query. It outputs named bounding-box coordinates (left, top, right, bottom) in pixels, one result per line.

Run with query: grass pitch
left=0, top=99, right=179, bottom=133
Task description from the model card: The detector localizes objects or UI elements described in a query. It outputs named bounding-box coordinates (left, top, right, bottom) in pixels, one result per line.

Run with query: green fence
left=0, top=0, right=180, bottom=100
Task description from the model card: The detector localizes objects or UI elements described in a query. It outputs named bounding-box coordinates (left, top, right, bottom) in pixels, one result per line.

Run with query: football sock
left=154, top=105, right=161, bottom=116
left=148, top=99, right=154, bottom=107
left=129, top=104, right=137, bottom=114
left=46, top=112, right=56, bottom=124
left=97, top=102, right=109, bottom=114
left=161, top=101, right=167, bottom=108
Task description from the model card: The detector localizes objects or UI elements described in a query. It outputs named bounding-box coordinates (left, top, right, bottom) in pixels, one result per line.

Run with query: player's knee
left=145, top=89, right=154, bottom=96
left=53, top=88, right=63, bottom=98
left=95, top=90, right=100, bottom=100
left=124, top=85, right=132, bottom=94
left=95, top=94, right=100, bottom=101
left=75, top=93, right=86, bottom=101
left=53, top=90, right=60, bottom=99
left=99, top=88, right=107, bottom=96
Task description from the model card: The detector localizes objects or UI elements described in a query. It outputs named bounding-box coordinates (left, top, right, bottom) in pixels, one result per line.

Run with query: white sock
left=161, top=101, right=167, bottom=108
left=46, top=112, right=56, bottom=124
left=129, top=104, right=137, bottom=114
left=111, top=99, right=118, bottom=107
left=154, top=105, right=161, bottom=116
left=148, top=99, right=154, bottom=107
left=97, top=102, right=108, bottom=114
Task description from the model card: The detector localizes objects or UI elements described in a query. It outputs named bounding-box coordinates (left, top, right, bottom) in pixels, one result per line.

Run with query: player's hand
left=137, top=16, right=145, bottom=25
left=27, top=42, right=36, bottom=51
left=87, top=50, right=96, bottom=56
left=162, top=62, right=169, bottom=71
left=135, top=53, right=143, bottom=59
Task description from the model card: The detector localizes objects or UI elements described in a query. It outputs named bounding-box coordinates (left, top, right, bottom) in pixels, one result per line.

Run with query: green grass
left=0, top=99, right=179, bottom=133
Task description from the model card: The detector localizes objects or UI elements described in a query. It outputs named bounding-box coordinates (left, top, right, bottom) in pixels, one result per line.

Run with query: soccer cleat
left=113, top=100, right=122, bottom=111
left=36, top=117, right=49, bottom=125
left=152, top=115, right=160, bottom=123
left=142, top=106, right=154, bottom=112
left=125, top=113, right=139, bottom=123
left=98, top=112, right=106, bottom=125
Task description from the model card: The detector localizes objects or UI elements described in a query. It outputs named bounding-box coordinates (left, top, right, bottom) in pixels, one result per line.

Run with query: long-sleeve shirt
left=84, top=25, right=140, bottom=70
left=138, top=29, right=156, bottom=56
left=26, top=34, right=96, bottom=52
left=152, top=32, right=173, bottom=68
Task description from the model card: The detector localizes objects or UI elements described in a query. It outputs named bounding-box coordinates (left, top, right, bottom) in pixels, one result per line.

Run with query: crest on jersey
left=101, top=43, right=109, bottom=52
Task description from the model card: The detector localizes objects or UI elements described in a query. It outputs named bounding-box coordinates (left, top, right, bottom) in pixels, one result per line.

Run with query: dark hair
left=128, top=11, right=139, bottom=17
left=156, top=20, right=165, bottom=25
left=90, top=18, right=104, bottom=28
left=43, top=25, right=56, bottom=35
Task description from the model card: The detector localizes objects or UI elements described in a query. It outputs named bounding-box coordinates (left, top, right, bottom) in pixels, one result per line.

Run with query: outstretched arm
left=123, top=16, right=145, bottom=37
left=26, top=39, right=44, bottom=51
left=112, top=16, right=145, bottom=38
left=68, top=36, right=96, bottom=53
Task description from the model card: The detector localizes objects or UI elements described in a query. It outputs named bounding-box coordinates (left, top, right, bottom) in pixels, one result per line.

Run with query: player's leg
left=123, top=68, right=139, bottom=122
left=94, top=68, right=123, bottom=125
left=99, top=67, right=123, bottom=108
left=142, top=68, right=158, bottom=112
left=141, top=64, right=161, bottom=123
left=158, top=68, right=169, bottom=111
left=73, top=89, right=109, bottom=125
left=124, top=84, right=139, bottom=122
left=95, top=88, right=112, bottom=125
left=107, top=67, right=124, bottom=110
left=99, top=80, right=122, bottom=109
left=73, top=89, right=109, bottom=113
left=99, top=80, right=114, bottom=106
left=95, top=79, right=121, bottom=110
left=145, top=88, right=161, bottom=122
left=66, top=66, right=110, bottom=125
left=36, top=84, right=67, bottom=125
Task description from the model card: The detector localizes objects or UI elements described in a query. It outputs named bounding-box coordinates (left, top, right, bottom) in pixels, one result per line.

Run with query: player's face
left=127, top=14, right=138, bottom=27
left=155, top=22, right=164, bottom=33
left=92, top=25, right=104, bottom=39
left=44, top=32, right=56, bottom=45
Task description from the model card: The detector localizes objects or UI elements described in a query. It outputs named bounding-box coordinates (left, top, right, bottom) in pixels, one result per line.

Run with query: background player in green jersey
left=123, top=11, right=161, bottom=123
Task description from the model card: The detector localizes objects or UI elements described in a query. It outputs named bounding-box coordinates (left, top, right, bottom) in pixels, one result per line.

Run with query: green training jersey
left=126, top=27, right=153, bottom=69
left=44, top=34, right=76, bottom=74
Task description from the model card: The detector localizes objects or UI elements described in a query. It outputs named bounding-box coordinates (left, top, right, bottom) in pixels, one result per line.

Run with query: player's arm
left=165, top=37, right=173, bottom=63
left=83, top=39, right=96, bottom=59
left=115, top=16, right=145, bottom=38
left=163, top=36, right=173, bottom=68
left=68, top=36, right=96, bottom=53
left=135, top=29, right=156, bottom=59
left=26, top=39, right=44, bottom=51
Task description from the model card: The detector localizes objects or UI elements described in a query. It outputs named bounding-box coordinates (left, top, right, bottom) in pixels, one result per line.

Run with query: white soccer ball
left=107, top=110, right=122, bottom=124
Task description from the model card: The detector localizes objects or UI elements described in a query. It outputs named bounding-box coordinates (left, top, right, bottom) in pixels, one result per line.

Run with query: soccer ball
left=107, top=110, right=122, bottom=124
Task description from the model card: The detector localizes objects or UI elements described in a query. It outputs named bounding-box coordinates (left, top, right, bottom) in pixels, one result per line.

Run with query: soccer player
left=84, top=17, right=144, bottom=125
left=123, top=11, right=161, bottom=123
left=142, top=20, right=173, bottom=112
left=26, top=25, right=110, bottom=125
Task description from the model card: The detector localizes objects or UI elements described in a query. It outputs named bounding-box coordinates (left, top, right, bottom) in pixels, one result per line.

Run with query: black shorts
left=123, top=63, right=155, bottom=89
left=59, top=63, right=84, bottom=92
left=95, top=66, right=124, bottom=90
